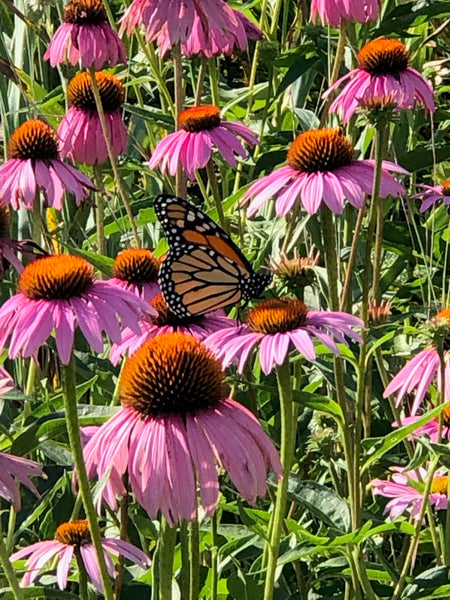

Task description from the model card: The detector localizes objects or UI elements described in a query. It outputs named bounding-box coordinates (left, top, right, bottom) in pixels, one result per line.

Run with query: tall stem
left=159, top=518, right=177, bottom=600
left=93, top=165, right=106, bottom=256
left=208, top=58, right=220, bottom=107
left=0, top=535, right=24, bottom=600
left=263, top=360, right=296, bottom=600
left=371, top=122, right=390, bottom=302
left=88, top=67, right=140, bottom=247
left=189, top=517, right=200, bottom=600
left=210, top=513, right=218, bottom=600
left=173, top=44, right=187, bottom=198
left=206, top=160, right=229, bottom=234
left=319, top=20, right=348, bottom=127
left=339, top=206, right=365, bottom=311
left=75, top=549, right=89, bottom=600
left=62, top=355, right=114, bottom=600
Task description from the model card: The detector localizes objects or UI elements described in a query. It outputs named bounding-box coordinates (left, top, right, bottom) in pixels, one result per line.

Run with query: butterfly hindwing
left=154, top=194, right=272, bottom=317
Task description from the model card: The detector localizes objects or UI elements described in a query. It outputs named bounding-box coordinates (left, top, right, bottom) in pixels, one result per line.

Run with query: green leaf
left=404, top=565, right=450, bottom=598
left=377, top=2, right=450, bottom=35
left=361, top=403, right=450, bottom=473
left=275, top=57, right=319, bottom=97
left=293, top=391, right=344, bottom=424
left=284, top=475, right=351, bottom=532
left=1, top=588, right=79, bottom=599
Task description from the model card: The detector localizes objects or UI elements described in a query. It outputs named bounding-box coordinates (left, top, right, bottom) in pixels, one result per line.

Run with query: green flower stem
left=75, top=548, right=89, bottom=600
left=195, top=58, right=207, bottom=105
left=32, top=193, right=42, bottom=244
left=93, top=165, right=106, bottom=257
left=206, top=160, right=229, bottom=235
left=208, top=58, right=220, bottom=107
left=173, top=44, right=187, bottom=198
left=114, top=480, right=130, bottom=599
left=210, top=513, right=218, bottom=600
left=88, top=66, right=140, bottom=248
left=180, top=522, right=190, bottom=599
left=392, top=455, right=440, bottom=600
left=0, top=535, right=24, bottom=600
left=62, top=355, right=114, bottom=600
left=134, top=32, right=175, bottom=118
left=371, top=122, right=390, bottom=302
left=189, top=517, right=200, bottom=600
left=263, top=360, right=296, bottom=600
left=319, top=20, right=348, bottom=127
left=339, top=205, right=365, bottom=311
left=159, top=517, right=177, bottom=600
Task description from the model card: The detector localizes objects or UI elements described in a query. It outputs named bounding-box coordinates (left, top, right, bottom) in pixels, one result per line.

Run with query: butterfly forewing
left=154, top=194, right=271, bottom=317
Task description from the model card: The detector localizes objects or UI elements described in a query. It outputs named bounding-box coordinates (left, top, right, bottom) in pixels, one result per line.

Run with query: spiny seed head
left=7, top=120, right=59, bottom=161
left=112, top=248, right=160, bottom=284
left=247, top=298, right=308, bottom=334
left=119, top=333, right=226, bottom=417
left=149, top=294, right=202, bottom=328
left=55, top=520, right=91, bottom=546
left=63, top=0, right=107, bottom=25
left=358, top=38, right=409, bottom=76
left=178, top=105, right=221, bottom=132
left=67, top=71, right=125, bottom=113
left=18, top=254, right=95, bottom=300
left=287, top=129, right=354, bottom=173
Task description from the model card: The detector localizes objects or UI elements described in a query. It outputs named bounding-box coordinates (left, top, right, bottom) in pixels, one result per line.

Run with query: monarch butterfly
left=154, top=194, right=272, bottom=318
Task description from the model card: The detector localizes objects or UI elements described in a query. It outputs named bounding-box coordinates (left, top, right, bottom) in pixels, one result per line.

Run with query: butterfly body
left=155, top=194, right=272, bottom=318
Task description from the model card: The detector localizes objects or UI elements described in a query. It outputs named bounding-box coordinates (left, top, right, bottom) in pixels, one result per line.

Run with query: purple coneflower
left=0, top=452, right=44, bottom=511
left=58, top=71, right=127, bottom=166
left=108, top=248, right=161, bottom=302
left=324, top=38, right=435, bottom=123
left=149, top=105, right=258, bottom=180
left=242, top=128, right=406, bottom=217
left=10, top=519, right=149, bottom=591
left=0, top=120, right=95, bottom=211
left=384, top=308, right=450, bottom=415
left=372, top=466, right=448, bottom=520
left=413, top=178, right=450, bottom=212
left=156, top=8, right=262, bottom=58
left=311, top=0, right=380, bottom=27
left=0, top=254, right=153, bottom=365
left=44, top=0, right=126, bottom=69
left=392, top=409, right=450, bottom=444
left=110, top=293, right=237, bottom=365
left=83, top=332, right=282, bottom=525
left=120, top=0, right=252, bottom=55
left=205, top=298, right=363, bottom=375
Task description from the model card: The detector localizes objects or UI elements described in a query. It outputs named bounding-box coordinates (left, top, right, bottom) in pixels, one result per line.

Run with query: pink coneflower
left=392, top=409, right=450, bottom=444
left=120, top=0, right=254, bottom=55
left=0, top=452, right=44, bottom=511
left=324, top=38, right=435, bottom=123
left=149, top=105, right=259, bottom=180
left=414, top=179, right=450, bottom=213
left=242, top=128, right=407, bottom=217
left=10, top=519, right=149, bottom=591
left=311, top=0, right=380, bottom=27
left=44, top=0, right=126, bottom=69
left=384, top=309, right=450, bottom=415
left=58, top=72, right=127, bottom=166
left=0, top=254, right=153, bottom=365
left=0, top=120, right=95, bottom=211
left=205, top=298, right=363, bottom=375
left=156, top=8, right=262, bottom=58
left=110, top=293, right=237, bottom=365
left=0, top=366, right=16, bottom=396
left=83, top=333, right=282, bottom=525
left=372, top=466, right=448, bottom=520
left=108, top=248, right=161, bottom=302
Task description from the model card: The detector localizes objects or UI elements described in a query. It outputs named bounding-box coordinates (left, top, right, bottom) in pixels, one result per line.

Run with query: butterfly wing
left=155, top=194, right=272, bottom=317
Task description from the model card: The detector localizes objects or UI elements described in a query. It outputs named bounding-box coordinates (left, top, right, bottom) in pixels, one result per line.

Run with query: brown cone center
left=18, top=255, right=95, bottom=300
left=63, top=0, right=107, bottom=25
left=119, top=333, right=225, bottom=416
left=357, top=39, right=409, bottom=76
left=55, top=520, right=91, bottom=546
left=287, top=129, right=354, bottom=173
left=247, top=298, right=308, bottom=334
left=7, top=120, right=59, bottom=161
left=178, top=105, right=221, bottom=132
left=112, top=248, right=160, bottom=284
left=67, top=71, right=125, bottom=113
